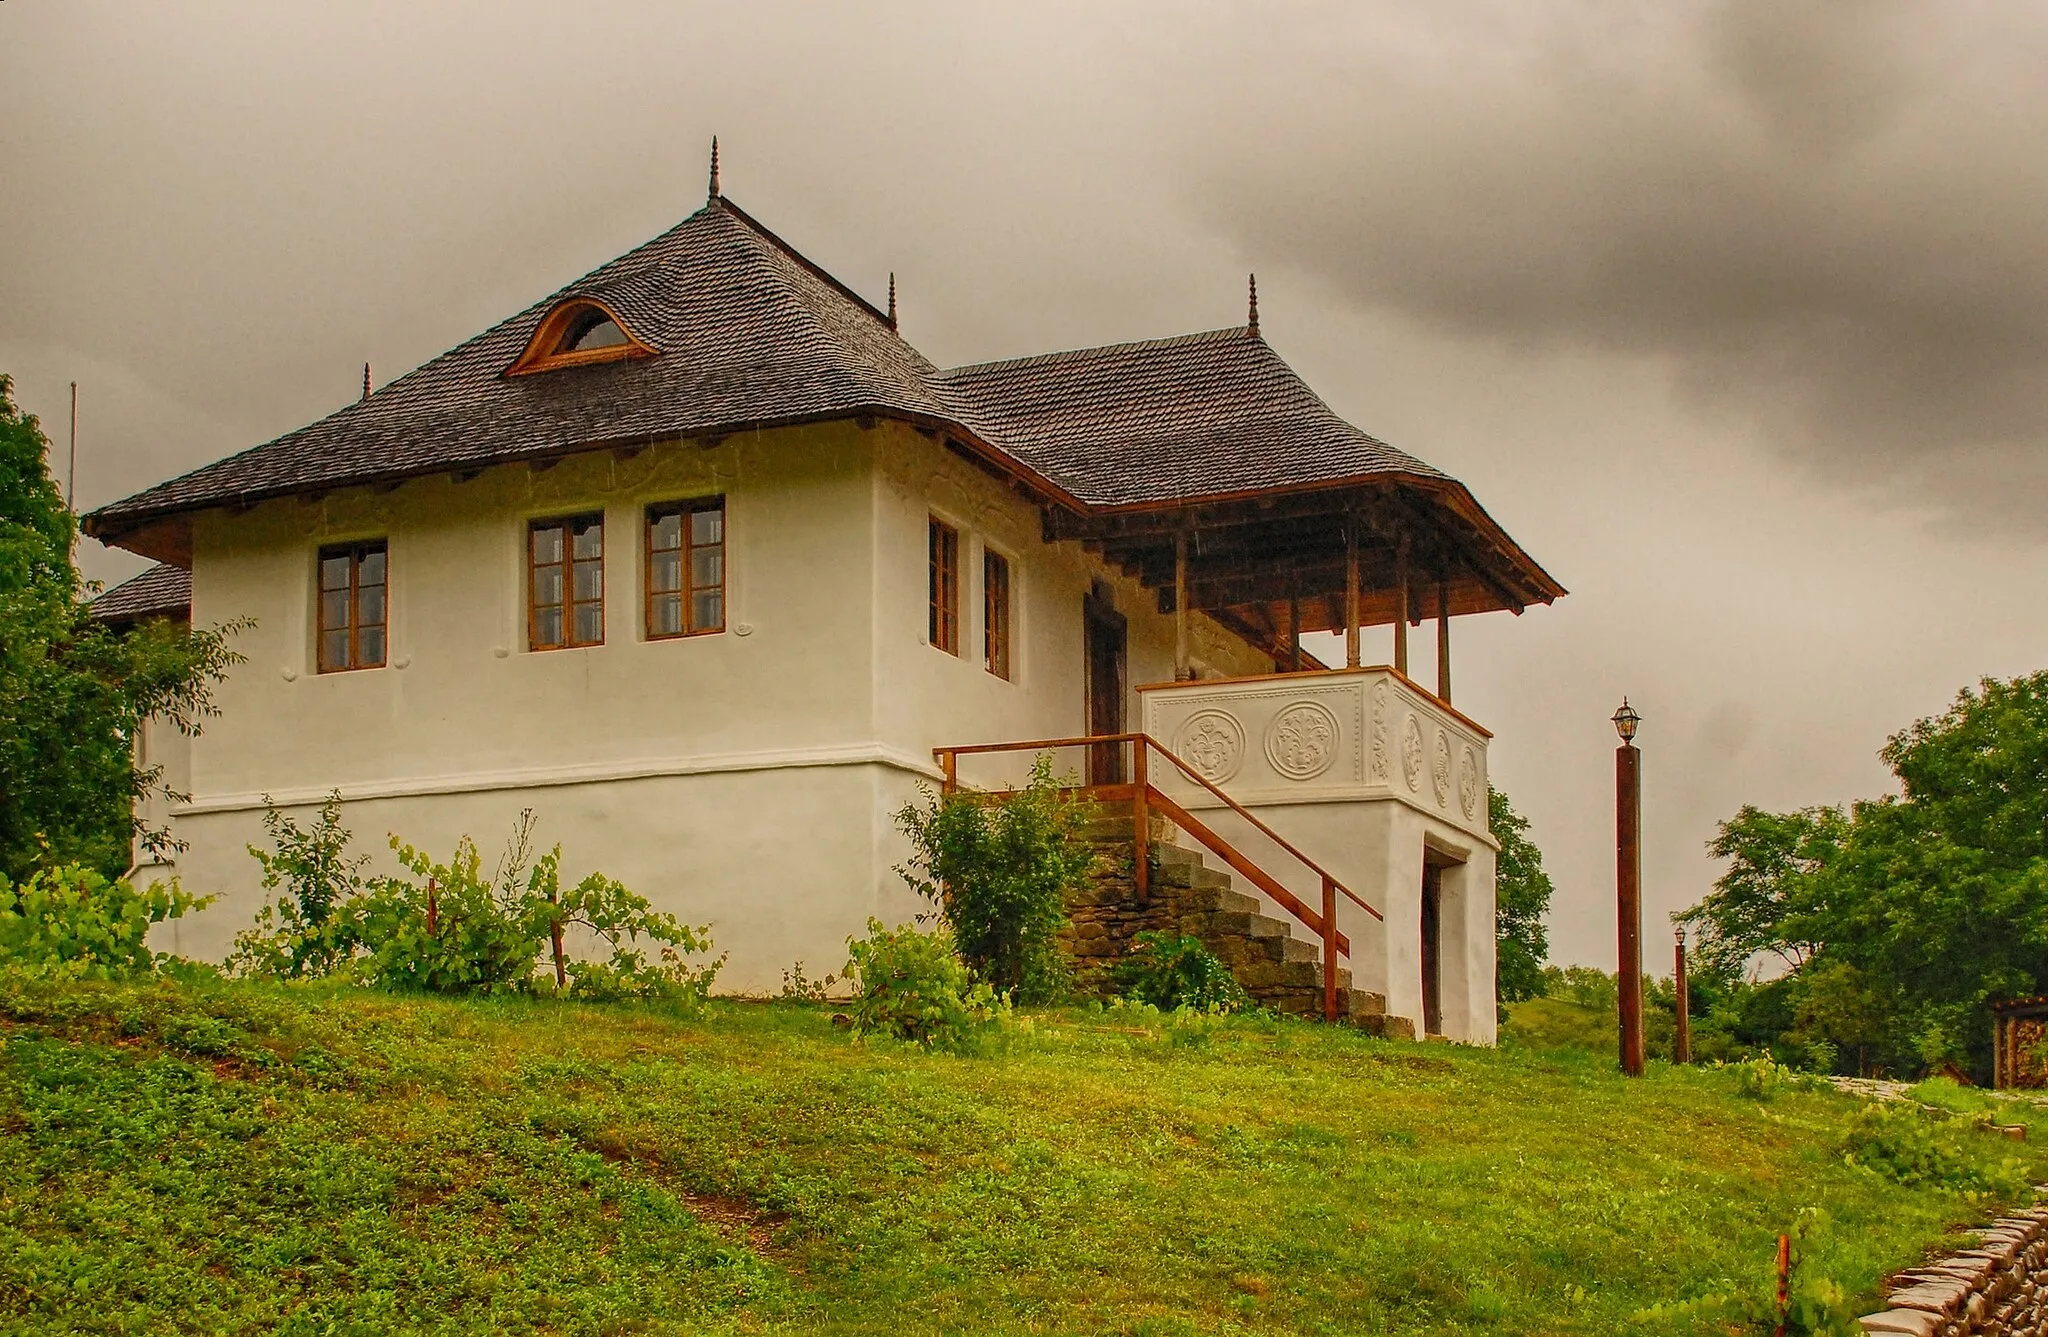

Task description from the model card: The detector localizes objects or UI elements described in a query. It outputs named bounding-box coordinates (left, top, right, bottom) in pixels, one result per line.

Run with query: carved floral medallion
left=1264, top=700, right=1341, bottom=780
left=1176, top=710, right=1246, bottom=784
left=1432, top=728, right=1453, bottom=806
left=1402, top=715, right=1425, bottom=792
left=1370, top=680, right=1391, bottom=783
left=1459, top=744, right=1482, bottom=820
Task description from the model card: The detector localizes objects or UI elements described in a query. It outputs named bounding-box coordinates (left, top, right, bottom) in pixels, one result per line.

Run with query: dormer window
left=506, top=298, right=654, bottom=375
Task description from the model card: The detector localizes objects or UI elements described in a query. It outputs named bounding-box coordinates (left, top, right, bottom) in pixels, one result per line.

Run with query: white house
left=87, top=166, right=1562, bottom=1042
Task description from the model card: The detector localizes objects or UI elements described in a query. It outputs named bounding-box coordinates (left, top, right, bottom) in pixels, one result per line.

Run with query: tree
left=0, top=374, right=244, bottom=880
left=1679, top=803, right=1849, bottom=980
left=1490, top=785, right=1553, bottom=1005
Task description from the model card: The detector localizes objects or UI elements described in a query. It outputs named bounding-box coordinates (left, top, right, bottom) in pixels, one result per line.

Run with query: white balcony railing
left=1137, top=666, right=1492, bottom=843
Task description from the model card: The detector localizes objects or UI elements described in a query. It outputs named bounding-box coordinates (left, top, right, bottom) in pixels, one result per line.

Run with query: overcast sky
left=6, top=1, right=2047, bottom=969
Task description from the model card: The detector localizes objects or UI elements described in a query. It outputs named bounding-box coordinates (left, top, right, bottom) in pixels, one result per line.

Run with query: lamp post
left=1613, top=698, right=1645, bottom=1077
left=1674, top=924, right=1692, bottom=1065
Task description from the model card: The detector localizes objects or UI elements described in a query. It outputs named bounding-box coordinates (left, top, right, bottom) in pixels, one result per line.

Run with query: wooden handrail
left=933, top=730, right=1385, bottom=1024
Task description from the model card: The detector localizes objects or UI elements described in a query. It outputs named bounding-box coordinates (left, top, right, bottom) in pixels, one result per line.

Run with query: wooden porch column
left=1436, top=575, right=1452, bottom=703
left=1287, top=591, right=1302, bottom=673
left=1173, top=530, right=1190, bottom=680
left=1393, top=543, right=1410, bottom=676
left=1344, top=520, right=1361, bottom=669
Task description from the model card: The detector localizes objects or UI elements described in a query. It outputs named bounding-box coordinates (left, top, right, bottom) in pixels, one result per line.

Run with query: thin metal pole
left=1617, top=741, right=1644, bottom=1077
left=67, top=382, right=78, bottom=512
left=1674, top=928, right=1691, bottom=1064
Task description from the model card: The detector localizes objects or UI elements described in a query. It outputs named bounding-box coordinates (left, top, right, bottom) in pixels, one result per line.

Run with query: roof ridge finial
left=361, top=362, right=371, bottom=401
left=887, top=272, right=897, bottom=331
left=1247, top=273, right=1260, bottom=337
left=708, top=136, right=721, bottom=202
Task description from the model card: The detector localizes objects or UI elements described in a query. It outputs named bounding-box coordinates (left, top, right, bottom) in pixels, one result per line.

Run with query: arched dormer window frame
left=505, top=298, right=658, bottom=376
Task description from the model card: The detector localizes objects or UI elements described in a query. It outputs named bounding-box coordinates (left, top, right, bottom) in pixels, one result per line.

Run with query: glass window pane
left=692, top=591, right=723, bottom=632
left=534, top=606, right=563, bottom=648
left=651, top=551, right=682, bottom=594
left=358, top=548, right=386, bottom=585
left=691, top=507, right=723, bottom=545
left=321, top=629, right=350, bottom=670
left=532, top=566, right=564, bottom=608
left=573, top=602, right=603, bottom=644
left=652, top=593, right=683, bottom=637
left=357, top=586, right=386, bottom=627
left=572, top=519, right=603, bottom=559
left=356, top=626, right=385, bottom=666
left=321, top=555, right=351, bottom=591
left=321, top=589, right=350, bottom=631
left=573, top=559, right=603, bottom=601
left=690, top=549, right=723, bottom=589
left=649, top=511, right=682, bottom=551
left=531, top=526, right=563, bottom=565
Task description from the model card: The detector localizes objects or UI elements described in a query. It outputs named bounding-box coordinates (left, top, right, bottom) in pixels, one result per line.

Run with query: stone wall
left=1860, top=1195, right=2048, bottom=1335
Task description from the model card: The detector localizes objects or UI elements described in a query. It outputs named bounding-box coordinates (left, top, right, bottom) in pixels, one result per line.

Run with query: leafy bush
left=229, top=793, right=366, bottom=978
left=1726, top=1050, right=1815, bottom=1101
left=1839, top=1101, right=2027, bottom=1195
left=0, top=864, right=210, bottom=978
left=1111, top=931, right=1248, bottom=1013
left=895, top=754, right=1095, bottom=1004
left=230, top=804, right=721, bottom=1001
left=779, top=961, right=835, bottom=1002
left=842, top=918, right=1003, bottom=1051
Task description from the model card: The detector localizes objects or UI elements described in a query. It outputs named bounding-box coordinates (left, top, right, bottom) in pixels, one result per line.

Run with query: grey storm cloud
left=1158, top=1, right=2048, bottom=523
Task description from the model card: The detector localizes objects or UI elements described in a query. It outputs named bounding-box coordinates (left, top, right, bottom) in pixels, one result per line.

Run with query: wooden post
left=940, top=750, right=957, bottom=797
left=1173, top=531, right=1191, bottom=681
left=1393, top=543, right=1410, bottom=676
left=1322, top=876, right=1339, bottom=1024
left=1132, top=742, right=1150, bottom=902
left=1288, top=591, right=1302, bottom=673
left=1344, top=521, right=1361, bottom=669
left=1617, top=741, right=1644, bottom=1077
left=1674, top=928, right=1691, bottom=1064
left=1435, top=576, right=1451, bottom=703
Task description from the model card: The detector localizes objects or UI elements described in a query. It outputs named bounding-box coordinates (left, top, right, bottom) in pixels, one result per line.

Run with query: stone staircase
left=1064, top=809, right=1412, bottom=1036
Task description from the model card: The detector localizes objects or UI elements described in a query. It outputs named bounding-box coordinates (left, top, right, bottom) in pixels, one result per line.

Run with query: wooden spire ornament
left=708, top=136, right=721, bottom=201
left=1248, top=273, right=1260, bottom=336
left=887, top=272, right=897, bottom=331
left=361, top=363, right=371, bottom=401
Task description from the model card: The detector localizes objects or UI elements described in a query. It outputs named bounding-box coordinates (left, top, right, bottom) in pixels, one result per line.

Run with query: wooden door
left=1084, top=591, right=1127, bottom=785
left=1420, top=862, right=1443, bottom=1037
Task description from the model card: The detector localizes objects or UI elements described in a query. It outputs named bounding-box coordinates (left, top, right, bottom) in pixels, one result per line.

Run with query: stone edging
left=1859, top=1193, right=2048, bottom=1336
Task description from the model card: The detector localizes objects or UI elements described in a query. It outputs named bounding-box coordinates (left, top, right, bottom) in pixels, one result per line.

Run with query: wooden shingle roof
left=89, top=562, right=191, bottom=624
left=82, top=194, right=1563, bottom=615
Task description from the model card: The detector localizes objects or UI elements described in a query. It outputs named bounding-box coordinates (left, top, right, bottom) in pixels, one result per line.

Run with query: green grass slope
left=0, top=977, right=2037, bottom=1336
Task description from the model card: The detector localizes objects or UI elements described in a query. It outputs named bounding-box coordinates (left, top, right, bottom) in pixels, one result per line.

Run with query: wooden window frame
left=928, top=516, right=960, bottom=655
left=644, top=496, right=727, bottom=640
left=528, top=512, right=606, bottom=652
left=505, top=298, right=657, bottom=377
left=983, top=547, right=1012, bottom=680
left=317, top=540, right=389, bottom=673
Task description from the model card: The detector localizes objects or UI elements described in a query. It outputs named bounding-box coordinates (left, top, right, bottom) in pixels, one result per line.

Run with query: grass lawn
left=0, top=976, right=2039, bottom=1336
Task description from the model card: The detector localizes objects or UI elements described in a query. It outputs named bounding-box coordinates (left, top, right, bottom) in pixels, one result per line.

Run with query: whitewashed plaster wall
left=145, top=419, right=1274, bottom=989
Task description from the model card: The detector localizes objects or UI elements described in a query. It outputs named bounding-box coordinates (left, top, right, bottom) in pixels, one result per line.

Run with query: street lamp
left=1614, top=698, right=1645, bottom=1077
left=1673, top=923, right=1691, bottom=1065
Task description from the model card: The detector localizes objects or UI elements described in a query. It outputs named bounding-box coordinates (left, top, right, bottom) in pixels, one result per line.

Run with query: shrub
left=1111, top=931, right=1249, bottom=1013
left=229, top=792, right=366, bottom=979
left=0, top=864, right=210, bottom=978
left=1839, top=1101, right=2027, bottom=1195
left=351, top=820, right=723, bottom=1002
left=895, top=753, right=1094, bottom=1003
left=843, top=918, right=1003, bottom=1051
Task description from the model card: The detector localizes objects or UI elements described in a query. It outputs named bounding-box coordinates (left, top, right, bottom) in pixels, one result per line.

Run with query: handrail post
left=1322, top=875, right=1339, bottom=1024
left=940, top=749, right=957, bottom=797
left=1132, top=740, right=1150, bottom=901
